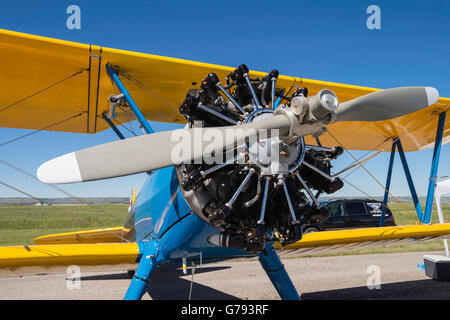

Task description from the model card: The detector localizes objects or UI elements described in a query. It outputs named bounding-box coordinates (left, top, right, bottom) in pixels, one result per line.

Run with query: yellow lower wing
left=2, top=224, right=450, bottom=276
left=0, top=227, right=137, bottom=276
left=276, top=223, right=450, bottom=256
left=34, top=227, right=130, bottom=245
left=0, top=243, right=139, bottom=276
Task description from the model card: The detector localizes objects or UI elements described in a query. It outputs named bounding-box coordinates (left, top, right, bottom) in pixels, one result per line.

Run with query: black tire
left=303, top=226, right=320, bottom=234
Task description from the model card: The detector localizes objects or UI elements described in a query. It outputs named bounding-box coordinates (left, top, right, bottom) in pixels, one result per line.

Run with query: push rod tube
left=216, top=83, right=246, bottom=115
left=226, top=169, right=255, bottom=207
left=282, top=180, right=299, bottom=224
left=198, top=105, right=238, bottom=125
left=271, top=78, right=277, bottom=108
left=202, top=155, right=240, bottom=177
left=295, top=172, right=321, bottom=207
left=302, top=161, right=335, bottom=182
left=258, top=177, right=271, bottom=225
left=244, top=73, right=261, bottom=108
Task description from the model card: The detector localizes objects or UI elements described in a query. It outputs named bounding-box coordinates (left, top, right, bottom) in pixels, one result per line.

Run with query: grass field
left=0, top=203, right=449, bottom=256
left=388, top=203, right=450, bottom=225
left=0, top=204, right=129, bottom=246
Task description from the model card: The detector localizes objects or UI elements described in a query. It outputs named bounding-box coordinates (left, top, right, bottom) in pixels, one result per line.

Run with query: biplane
left=0, top=28, right=450, bottom=300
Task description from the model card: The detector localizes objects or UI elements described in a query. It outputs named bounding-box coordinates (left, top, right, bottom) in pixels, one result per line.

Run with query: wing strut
left=105, top=63, right=154, bottom=134
left=380, top=141, right=397, bottom=226
left=424, top=111, right=447, bottom=223
left=379, top=111, right=447, bottom=225
left=102, top=112, right=125, bottom=140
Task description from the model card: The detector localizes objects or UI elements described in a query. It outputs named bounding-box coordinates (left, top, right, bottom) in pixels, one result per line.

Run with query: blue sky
left=0, top=0, right=449, bottom=199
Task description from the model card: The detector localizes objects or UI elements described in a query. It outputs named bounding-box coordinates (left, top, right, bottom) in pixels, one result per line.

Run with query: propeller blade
left=37, top=86, right=439, bottom=184
left=334, top=87, right=439, bottom=122
left=37, top=115, right=290, bottom=183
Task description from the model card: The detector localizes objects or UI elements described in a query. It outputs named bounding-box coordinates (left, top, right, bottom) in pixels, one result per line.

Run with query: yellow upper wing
left=0, top=28, right=449, bottom=151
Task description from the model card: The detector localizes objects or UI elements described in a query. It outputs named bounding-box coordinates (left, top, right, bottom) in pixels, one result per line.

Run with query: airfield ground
left=0, top=203, right=449, bottom=300
left=1, top=250, right=450, bottom=300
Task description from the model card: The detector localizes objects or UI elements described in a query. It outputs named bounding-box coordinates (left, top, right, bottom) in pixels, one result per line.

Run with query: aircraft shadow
left=76, top=264, right=239, bottom=299
left=158, top=263, right=233, bottom=276
left=80, top=272, right=133, bottom=281
left=80, top=265, right=232, bottom=281
left=301, top=279, right=450, bottom=300
left=147, top=266, right=239, bottom=300
left=79, top=264, right=238, bottom=299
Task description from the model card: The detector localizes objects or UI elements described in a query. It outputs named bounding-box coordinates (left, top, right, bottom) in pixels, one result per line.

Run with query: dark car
left=302, top=199, right=396, bottom=233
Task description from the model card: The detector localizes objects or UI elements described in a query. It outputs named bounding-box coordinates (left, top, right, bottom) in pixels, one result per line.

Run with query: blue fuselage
left=130, top=167, right=250, bottom=263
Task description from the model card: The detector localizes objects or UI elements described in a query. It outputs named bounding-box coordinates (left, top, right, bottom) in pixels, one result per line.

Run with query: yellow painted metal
left=0, top=243, right=139, bottom=270
left=34, top=227, right=129, bottom=245
left=0, top=29, right=91, bottom=133
left=0, top=28, right=449, bottom=151
left=131, top=187, right=136, bottom=206
left=276, top=223, right=450, bottom=250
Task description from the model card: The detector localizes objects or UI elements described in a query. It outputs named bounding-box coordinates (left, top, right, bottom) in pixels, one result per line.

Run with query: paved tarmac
left=1, top=251, right=450, bottom=300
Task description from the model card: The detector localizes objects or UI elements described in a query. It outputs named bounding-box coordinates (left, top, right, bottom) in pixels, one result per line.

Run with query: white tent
left=435, top=178, right=450, bottom=257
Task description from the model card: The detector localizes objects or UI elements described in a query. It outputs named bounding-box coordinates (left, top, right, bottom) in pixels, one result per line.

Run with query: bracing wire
left=111, top=117, right=139, bottom=137
left=0, top=179, right=130, bottom=242
left=0, top=73, right=133, bottom=242
left=0, top=157, right=153, bottom=243
left=325, top=109, right=439, bottom=224
left=326, top=130, right=419, bottom=223
left=0, top=69, right=88, bottom=113
left=0, top=113, right=85, bottom=148
left=120, top=71, right=180, bottom=114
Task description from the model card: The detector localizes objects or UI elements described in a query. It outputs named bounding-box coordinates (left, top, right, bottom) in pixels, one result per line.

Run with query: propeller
left=37, top=115, right=290, bottom=183
left=334, top=87, right=439, bottom=122
left=37, top=86, right=439, bottom=184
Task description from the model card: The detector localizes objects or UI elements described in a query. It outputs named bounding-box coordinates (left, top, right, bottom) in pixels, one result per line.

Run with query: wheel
left=303, top=226, right=320, bottom=234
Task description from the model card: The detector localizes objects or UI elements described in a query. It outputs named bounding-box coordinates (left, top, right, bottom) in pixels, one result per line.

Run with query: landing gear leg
left=258, top=243, right=301, bottom=300
left=124, top=241, right=160, bottom=300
